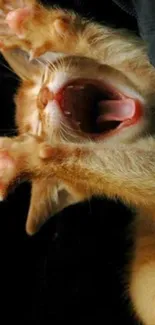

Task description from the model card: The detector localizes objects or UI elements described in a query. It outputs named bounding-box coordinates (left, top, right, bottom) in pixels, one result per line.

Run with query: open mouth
left=56, top=79, right=143, bottom=139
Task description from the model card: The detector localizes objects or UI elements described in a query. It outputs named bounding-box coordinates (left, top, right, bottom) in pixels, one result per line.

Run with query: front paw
left=0, top=1, right=79, bottom=58
left=0, top=0, right=35, bottom=51
left=6, top=7, right=32, bottom=37
left=0, top=136, right=26, bottom=199
left=0, top=134, right=41, bottom=199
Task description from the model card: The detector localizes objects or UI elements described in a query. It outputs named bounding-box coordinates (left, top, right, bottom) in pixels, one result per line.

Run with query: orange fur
left=0, top=1, right=155, bottom=324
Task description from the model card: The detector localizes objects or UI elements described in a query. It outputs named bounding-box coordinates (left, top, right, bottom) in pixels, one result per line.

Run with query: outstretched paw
left=0, top=0, right=35, bottom=51
left=0, top=0, right=79, bottom=58
left=0, top=137, right=22, bottom=199
left=0, top=134, right=40, bottom=199
left=0, top=135, right=84, bottom=235
left=6, top=7, right=32, bottom=37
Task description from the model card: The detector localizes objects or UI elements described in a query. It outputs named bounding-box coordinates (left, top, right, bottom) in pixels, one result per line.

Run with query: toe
left=6, top=7, right=31, bottom=35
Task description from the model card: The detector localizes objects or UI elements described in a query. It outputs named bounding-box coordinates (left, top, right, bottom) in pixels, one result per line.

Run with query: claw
left=29, top=49, right=35, bottom=61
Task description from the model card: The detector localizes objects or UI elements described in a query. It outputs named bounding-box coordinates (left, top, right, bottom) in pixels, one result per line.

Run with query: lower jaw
left=67, top=99, right=143, bottom=141
left=57, top=79, right=144, bottom=141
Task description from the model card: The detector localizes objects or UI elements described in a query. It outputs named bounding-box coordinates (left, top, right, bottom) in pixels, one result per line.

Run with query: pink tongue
left=97, top=99, right=135, bottom=123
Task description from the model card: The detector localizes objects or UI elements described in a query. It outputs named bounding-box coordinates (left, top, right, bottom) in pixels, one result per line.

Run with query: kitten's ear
left=2, top=49, right=42, bottom=80
left=26, top=179, right=81, bottom=236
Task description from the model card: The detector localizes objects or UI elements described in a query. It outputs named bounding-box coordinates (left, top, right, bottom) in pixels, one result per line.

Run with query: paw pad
left=6, top=7, right=31, bottom=36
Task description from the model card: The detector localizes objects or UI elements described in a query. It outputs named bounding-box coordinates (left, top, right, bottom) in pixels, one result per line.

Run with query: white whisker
left=60, top=130, right=69, bottom=143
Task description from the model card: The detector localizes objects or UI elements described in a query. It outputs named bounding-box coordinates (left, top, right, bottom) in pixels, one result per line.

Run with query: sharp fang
left=67, top=85, right=85, bottom=90
left=74, top=86, right=85, bottom=90
left=64, top=110, right=71, bottom=116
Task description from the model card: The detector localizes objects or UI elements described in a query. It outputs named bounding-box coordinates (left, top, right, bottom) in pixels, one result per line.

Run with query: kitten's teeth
left=75, top=86, right=85, bottom=90
left=67, top=85, right=85, bottom=90
left=64, top=110, right=71, bottom=116
left=76, top=121, right=81, bottom=125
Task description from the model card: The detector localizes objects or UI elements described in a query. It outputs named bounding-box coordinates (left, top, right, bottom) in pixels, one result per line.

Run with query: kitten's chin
left=54, top=78, right=144, bottom=140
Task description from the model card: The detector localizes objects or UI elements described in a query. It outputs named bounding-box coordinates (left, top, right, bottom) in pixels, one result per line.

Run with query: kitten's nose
left=38, top=87, right=54, bottom=110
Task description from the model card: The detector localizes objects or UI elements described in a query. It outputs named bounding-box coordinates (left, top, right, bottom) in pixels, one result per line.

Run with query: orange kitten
left=0, top=1, right=155, bottom=324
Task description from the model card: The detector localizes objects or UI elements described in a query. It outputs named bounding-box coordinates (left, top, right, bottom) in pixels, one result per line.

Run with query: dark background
left=0, top=1, right=140, bottom=324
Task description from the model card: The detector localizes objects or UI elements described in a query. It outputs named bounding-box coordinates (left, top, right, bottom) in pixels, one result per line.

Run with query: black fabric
left=0, top=1, right=147, bottom=325
left=113, top=0, right=136, bottom=17
left=42, top=0, right=138, bottom=30
left=113, top=0, right=155, bottom=66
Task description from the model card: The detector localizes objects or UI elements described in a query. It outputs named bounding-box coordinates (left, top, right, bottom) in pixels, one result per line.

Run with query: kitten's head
left=7, top=49, right=155, bottom=145
left=3, top=44, right=155, bottom=235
